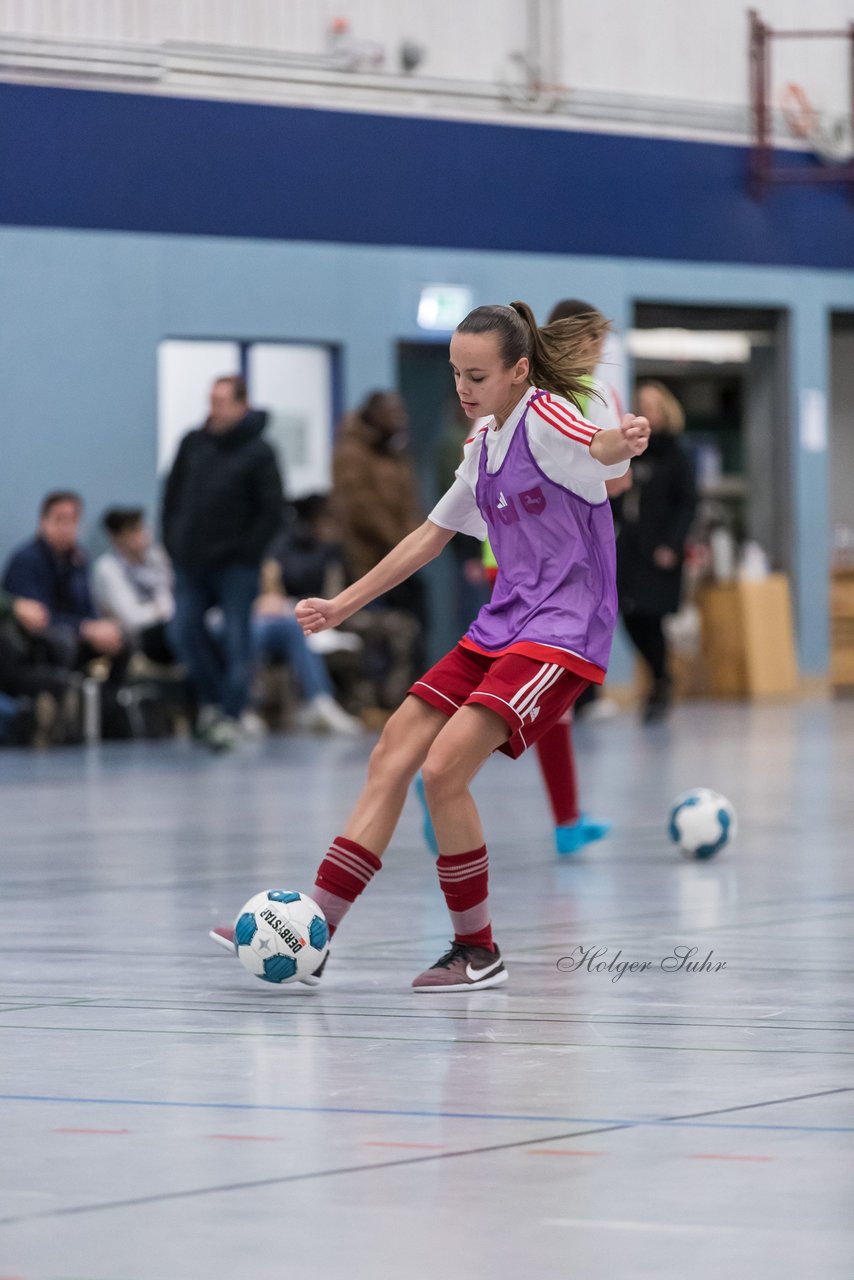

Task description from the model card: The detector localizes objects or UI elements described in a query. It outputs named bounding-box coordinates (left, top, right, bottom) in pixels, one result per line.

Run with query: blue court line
left=1, top=1093, right=852, bottom=1135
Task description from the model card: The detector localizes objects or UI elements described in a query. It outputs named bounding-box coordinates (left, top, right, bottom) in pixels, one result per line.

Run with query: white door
left=247, top=344, right=334, bottom=499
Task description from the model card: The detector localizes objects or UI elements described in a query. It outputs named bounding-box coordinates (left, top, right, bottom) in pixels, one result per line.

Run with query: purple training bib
left=465, top=391, right=618, bottom=672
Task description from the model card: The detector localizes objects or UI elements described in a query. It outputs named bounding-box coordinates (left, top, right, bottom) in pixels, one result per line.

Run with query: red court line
left=364, top=1141, right=449, bottom=1150
left=53, top=1127, right=130, bottom=1135
left=690, top=1154, right=775, bottom=1162
left=208, top=1134, right=286, bottom=1142
left=528, top=1149, right=606, bottom=1157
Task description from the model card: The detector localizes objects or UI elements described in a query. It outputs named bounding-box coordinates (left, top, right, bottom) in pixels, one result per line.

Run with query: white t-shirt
left=429, top=384, right=628, bottom=540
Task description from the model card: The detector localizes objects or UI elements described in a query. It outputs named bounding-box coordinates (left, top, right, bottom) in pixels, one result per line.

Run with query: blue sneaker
left=414, top=771, right=439, bottom=856
left=555, top=814, right=611, bottom=856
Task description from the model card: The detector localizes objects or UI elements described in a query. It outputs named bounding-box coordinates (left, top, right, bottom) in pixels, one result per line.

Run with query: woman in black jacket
left=612, top=381, right=697, bottom=723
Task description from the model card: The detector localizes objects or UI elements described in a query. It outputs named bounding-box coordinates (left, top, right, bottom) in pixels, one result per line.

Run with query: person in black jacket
left=612, top=381, right=697, bottom=723
left=162, top=375, right=285, bottom=749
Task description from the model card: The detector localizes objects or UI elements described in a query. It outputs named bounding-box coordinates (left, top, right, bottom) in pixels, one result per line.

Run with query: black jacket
left=162, top=411, right=285, bottom=571
left=612, top=433, right=697, bottom=617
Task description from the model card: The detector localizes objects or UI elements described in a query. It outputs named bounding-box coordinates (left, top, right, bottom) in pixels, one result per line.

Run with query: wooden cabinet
left=699, top=573, right=798, bottom=697
left=831, top=571, right=854, bottom=690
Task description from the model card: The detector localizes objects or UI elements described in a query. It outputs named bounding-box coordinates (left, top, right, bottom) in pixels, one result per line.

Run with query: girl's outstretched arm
left=590, top=414, right=650, bottom=467
left=296, top=519, right=455, bottom=635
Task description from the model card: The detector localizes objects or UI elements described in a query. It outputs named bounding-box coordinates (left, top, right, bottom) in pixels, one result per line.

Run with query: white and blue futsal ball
left=668, top=788, right=736, bottom=860
left=234, top=890, right=329, bottom=984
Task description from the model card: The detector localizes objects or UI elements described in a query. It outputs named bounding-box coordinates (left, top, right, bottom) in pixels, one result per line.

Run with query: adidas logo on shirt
left=495, top=491, right=519, bottom=526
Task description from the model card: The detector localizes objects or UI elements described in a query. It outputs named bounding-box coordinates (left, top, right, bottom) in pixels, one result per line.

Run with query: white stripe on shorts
left=509, top=662, right=553, bottom=710
left=513, top=664, right=563, bottom=718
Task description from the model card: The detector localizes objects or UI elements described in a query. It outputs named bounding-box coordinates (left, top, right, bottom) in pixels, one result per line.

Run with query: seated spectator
left=3, top=492, right=126, bottom=684
left=253, top=510, right=361, bottom=735
left=268, top=493, right=418, bottom=717
left=93, top=507, right=175, bottom=664
left=267, top=494, right=348, bottom=601
left=0, top=586, right=73, bottom=745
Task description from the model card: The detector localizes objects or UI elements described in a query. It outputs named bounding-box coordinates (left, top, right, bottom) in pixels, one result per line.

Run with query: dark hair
left=214, top=374, right=248, bottom=404
left=547, top=297, right=604, bottom=325
left=102, top=506, right=145, bottom=536
left=359, top=390, right=402, bottom=426
left=292, top=493, right=332, bottom=524
left=455, top=301, right=609, bottom=409
left=40, top=491, right=83, bottom=518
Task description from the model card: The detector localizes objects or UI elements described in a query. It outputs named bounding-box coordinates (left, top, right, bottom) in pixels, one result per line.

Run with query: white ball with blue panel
left=668, top=788, right=736, bottom=859
left=234, top=890, right=329, bottom=984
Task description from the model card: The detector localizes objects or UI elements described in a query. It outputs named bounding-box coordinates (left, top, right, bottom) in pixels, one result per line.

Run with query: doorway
left=630, top=302, right=791, bottom=577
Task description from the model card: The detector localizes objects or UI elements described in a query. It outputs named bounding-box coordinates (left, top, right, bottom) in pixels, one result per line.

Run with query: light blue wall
left=2, top=225, right=853, bottom=677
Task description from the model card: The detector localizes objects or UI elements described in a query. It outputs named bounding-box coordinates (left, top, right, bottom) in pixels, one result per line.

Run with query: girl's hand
left=620, top=414, right=650, bottom=456
left=295, top=596, right=346, bottom=635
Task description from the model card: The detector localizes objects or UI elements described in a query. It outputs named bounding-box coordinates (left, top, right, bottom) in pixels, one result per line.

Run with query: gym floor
left=1, top=700, right=852, bottom=1279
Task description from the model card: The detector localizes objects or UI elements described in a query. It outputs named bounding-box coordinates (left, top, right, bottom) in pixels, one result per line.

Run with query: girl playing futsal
left=211, top=301, right=649, bottom=989
left=416, top=298, right=629, bottom=857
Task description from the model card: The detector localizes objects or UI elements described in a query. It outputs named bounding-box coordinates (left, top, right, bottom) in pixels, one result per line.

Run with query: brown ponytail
left=511, top=301, right=609, bottom=409
left=456, top=301, right=609, bottom=411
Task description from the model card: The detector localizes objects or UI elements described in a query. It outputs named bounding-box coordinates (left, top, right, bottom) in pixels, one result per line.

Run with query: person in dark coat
left=612, top=381, right=697, bottom=723
left=162, top=375, right=285, bottom=749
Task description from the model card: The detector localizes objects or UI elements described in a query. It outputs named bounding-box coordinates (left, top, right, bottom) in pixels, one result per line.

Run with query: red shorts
left=409, top=644, right=589, bottom=759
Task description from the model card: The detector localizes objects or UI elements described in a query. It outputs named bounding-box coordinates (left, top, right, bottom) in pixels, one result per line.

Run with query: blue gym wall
left=2, top=84, right=854, bottom=678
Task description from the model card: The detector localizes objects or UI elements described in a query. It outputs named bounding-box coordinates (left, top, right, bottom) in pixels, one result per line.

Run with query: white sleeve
left=583, top=380, right=622, bottom=432
left=92, top=556, right=163, bottom=635
left=545, top=433, right=629, bottom=484
left=428, top=430, right=488, bottom=539
left=530, top=401, right=632, bottom=491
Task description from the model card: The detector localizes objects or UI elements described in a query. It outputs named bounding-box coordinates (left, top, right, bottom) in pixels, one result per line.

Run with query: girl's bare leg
left=420, top=704, right=510, bottom=854
left=343, top=696, right=448, bottom=856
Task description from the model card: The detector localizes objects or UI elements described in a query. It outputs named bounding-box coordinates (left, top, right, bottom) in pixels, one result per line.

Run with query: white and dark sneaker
left=208, top=925, right=329, bottom=986
left=209, top=925, right=237, bottom=954
left=411, top=942, right=507, bottom=992
left=299, top=952, right=330, bottom=986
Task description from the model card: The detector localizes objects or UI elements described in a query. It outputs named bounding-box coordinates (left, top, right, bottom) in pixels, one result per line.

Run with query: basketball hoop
left=780, top=82, right=854, bottom=166
left=780, top=83, right=819, bottom=139
left=749, top=13, right=854, bottom=197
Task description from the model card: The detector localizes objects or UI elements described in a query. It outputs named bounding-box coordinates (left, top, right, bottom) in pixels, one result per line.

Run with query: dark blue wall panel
left=1, top=82, right=853, bottom=267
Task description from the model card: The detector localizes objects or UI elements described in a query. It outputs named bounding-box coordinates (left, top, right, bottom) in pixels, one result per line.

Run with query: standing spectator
left=612, top=381, right=697, bottom=723
left=3, top=492, right=125, bottom=680
left=93, top=508, right=175, bottom=663
left=332, top=391, right=426, bottom=685
left=162, top=375, right=285, bottom=750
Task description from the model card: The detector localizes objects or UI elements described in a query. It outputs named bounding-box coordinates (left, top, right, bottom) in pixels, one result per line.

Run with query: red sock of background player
left=535, top=719, right=580, bottom=826
left=436, top=845, right=494, bottom=951
left=311, top=836, right=382, bottom=938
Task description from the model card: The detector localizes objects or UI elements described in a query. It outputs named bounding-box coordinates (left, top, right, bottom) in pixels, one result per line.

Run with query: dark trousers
left=622, top=611, right=669, bottom=683
left=0, top=620, right=71, bottom=701
left=139, top=622, right=175, bottom=666
left=169, top=563, right=259, bottom=719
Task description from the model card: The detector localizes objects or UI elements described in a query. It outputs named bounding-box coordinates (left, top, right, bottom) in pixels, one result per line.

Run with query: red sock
left=436, top=845, right=493, bottom=951
left=312, top=836, right=382, bottom=937
left=535, top=719, right=579, bottom=826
